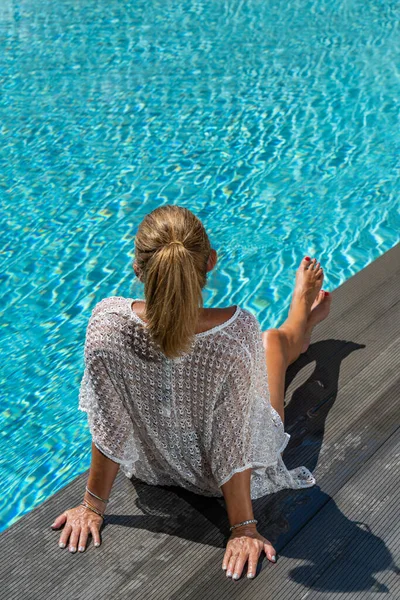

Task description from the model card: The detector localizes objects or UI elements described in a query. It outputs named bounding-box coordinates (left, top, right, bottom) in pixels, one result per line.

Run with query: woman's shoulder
left=236, top=306, right=262, bottom=331
left=226, top=307, right=264, bottom=357
left=89, top=296, right=131, bottom=320
left=204, top=306, right=262, bottom=356
left=208, top=307, right=263, bottom=374
left=85, top=297, right=132, bottom=352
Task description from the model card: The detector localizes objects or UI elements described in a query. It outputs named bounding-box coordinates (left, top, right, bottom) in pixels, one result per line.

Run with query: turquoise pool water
left=1, top=0, right=399, bottom=532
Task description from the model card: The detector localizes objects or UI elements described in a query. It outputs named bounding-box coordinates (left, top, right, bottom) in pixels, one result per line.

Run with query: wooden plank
left=170, top=427, right=400, bottom=600
left=280, top=428, right=400, bottom=600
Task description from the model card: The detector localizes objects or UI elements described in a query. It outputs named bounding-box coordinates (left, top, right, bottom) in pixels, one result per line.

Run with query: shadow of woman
left=283, top=338, right=366, bottom=472
left=283, top=500, right=398, bottom=593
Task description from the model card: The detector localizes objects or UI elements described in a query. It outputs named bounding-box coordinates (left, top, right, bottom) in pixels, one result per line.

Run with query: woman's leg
left=262, top=328, right=290, bottom=423
left=261, top=257, right=330, bottom=425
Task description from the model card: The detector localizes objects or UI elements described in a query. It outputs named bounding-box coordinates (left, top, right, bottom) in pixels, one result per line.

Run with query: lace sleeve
left=209, top=314, right=284, bottom=489
left=209, top=347, right=258, bottom=488
left=78, top=307, right=139, bottom=467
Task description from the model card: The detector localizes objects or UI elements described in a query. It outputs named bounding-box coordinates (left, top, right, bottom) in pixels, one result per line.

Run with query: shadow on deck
left=1, top=243, right=399, bottom=599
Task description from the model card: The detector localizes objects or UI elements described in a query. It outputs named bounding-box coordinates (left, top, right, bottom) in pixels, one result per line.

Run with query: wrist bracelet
left=85, top=485, right=109, bottom=504
left=230, top=519, right=258, bottom=531
left=80, top=501, right=105, bottom=519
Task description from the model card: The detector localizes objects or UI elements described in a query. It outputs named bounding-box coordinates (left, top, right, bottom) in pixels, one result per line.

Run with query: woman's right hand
left=222, top=526, right=277, bottom=580
left=50, top=504, right=104, bottom=552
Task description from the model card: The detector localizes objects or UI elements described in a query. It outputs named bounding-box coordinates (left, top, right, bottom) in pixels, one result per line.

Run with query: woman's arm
left=82, top=441, right=120, bottom=513
left=50, top=441, right=120, bottom=550
left=220, top=468, right=257, bottom=533
left=221, top=468, right=277, bottom=579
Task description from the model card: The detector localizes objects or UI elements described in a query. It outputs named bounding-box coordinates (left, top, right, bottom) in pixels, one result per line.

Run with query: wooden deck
left=1, top=243, right=399, bottom=599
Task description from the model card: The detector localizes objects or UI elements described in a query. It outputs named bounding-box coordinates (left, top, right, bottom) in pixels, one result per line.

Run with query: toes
left=308, top=258, right=317, bottom=270
left=313, top=260, right=321, bottom=272
left=318, top=290, right=331, bottom=304
left=302, top=256, right=311, bottom=268
left=312, top=260, right=324, bottom=279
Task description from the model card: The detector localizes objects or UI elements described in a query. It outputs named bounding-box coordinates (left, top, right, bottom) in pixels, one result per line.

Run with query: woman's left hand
left=222, top=526, right=277, bottom=580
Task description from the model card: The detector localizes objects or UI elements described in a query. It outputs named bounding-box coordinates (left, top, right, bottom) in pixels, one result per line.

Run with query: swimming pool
left=1, top=0, right=399, bottom=532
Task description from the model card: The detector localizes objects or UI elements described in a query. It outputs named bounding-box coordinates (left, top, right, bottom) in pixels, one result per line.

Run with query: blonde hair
left=134, top=205, right=211, bottom=359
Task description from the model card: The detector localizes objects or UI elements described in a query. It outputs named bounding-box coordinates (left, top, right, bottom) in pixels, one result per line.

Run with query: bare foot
left=289, top=257, right=324, bottom=319
left=301, top=290, right=332, bottom=353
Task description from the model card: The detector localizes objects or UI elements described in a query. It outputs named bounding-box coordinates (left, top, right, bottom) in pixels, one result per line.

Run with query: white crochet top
left=78, top=296, right=316, bottom=499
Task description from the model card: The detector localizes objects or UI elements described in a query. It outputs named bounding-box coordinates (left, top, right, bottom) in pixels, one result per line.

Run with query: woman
left=50, top=205, right=331, bottom=581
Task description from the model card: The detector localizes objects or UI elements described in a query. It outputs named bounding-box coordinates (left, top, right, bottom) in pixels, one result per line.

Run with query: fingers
left=246, top=551, right=259, bottom=579
left=231, top=551, right=248, bottom=580
left=78, top=526, right=90, bottom=553
left=90, top=523, right=102, bottom=548
left=226, top=549, right=261, bottom=580
left=233, top=549, right=259, bottom=580
left=226, top=553, right=239, bottom=578
left=68, top=526, right=80, bottom=553
left=223, top=535, right=276, bottom=581
left=263, top=540, right=277, bottom=563
left=225, top=544, right=262, bottom=580
left=222, top=547, right=232, bottom=572
left=51, top=512, right=67, bottom=529
left=58, top=523, right=72, bottom=549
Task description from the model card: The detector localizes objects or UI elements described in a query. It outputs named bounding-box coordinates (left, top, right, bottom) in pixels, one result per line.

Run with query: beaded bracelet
left=230, top=519, right=258, bottom=532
